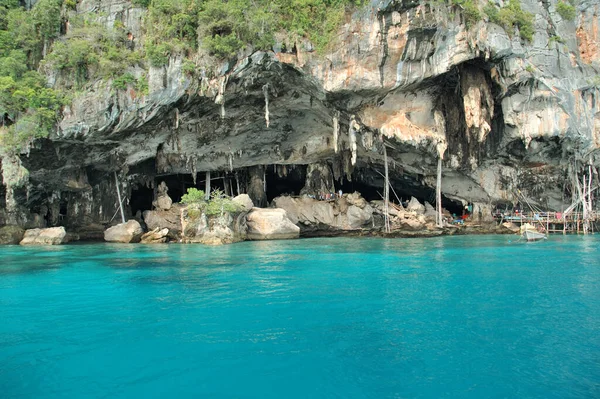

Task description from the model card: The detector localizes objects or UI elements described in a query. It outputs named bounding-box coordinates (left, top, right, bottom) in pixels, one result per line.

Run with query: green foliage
left=182, top=59, right=197, bottom=76
left=204, top=188, right=242, bottom=216
left=137, top=75, right=149, bottom=95
left=181, top=187, right=206, bottom=205
left=112, top=72, right=137, bottom=90
left=486, top=0, right=535, bottom=41
left=549, top=34, right=565, bottom=45
left=556, top=1, right=576, bottom=20
left=0, top=0, right=67, bottom=154
left=143, top=0, right=200, bottom=65
left=0, top=72, right=64, bottom=154
left=450, top=0, right=483, bottom=28
left=525, top=65, right=534, bottom=73
left=180, top=187, right=241, bottom=217
left=589, top=75, right=600, bottom=87
left=44, top=19, right=142, bottom=86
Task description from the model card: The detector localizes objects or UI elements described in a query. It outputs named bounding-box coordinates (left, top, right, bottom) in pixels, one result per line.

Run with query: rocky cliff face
left=3, top=0, right=600, bottom=232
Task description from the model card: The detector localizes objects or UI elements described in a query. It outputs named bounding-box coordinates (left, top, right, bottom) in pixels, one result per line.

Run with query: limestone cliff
left=2, top=0, right=600, bottom=232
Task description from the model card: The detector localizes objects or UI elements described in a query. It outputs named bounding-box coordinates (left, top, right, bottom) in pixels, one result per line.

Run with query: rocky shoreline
left=0, top=191, right=514, bottom=246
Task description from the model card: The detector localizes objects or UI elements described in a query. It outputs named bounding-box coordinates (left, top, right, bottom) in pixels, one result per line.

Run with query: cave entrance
left=155, top=174, right=196, bottom=203
left=335, top=177, right=385, bottom=202
left=340, top=167, right=466, bottom=215
left=130, top=185, right=154, bottom=215
left=265, top=165, right=306, bottom=202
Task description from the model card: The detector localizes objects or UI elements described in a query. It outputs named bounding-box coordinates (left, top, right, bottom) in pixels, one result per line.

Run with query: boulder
left=154, top=195, right=173, bottom=211
left=346, top=204, right=374, bottom=229
left=20, top=227, right=68, bottom=245
left=143, top=205, right=183, bottom=238
left=0, top=225, right=25, bottom=245
left=104, top=220, right=144, bottom=243
left=182, top=209, right=248, bottom=245
left=140, top=228, right=169, bottom=243
left=406, top=197, right=425, bottom=214
left=345, top=192, right=368, bottom=209
left=232, top=194, right=254, bottom=211
left=274, top=195, right=374, bottom=231
left=424, top=202, right=437, bottom=219
left=247, top=208, right=300, bottom=240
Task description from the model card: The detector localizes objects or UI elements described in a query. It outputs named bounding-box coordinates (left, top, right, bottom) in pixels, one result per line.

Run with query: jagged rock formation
left=2, top=0, right=600, bottom=238
left=181, top=207, right=248, bottom=245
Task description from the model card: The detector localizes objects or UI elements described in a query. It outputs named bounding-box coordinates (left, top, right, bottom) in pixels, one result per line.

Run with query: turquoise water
left=0, top=236, right=599, bottom=398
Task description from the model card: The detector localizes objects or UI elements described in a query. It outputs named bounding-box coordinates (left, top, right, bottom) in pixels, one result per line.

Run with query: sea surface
left=0, top=235, right=599, bottom=398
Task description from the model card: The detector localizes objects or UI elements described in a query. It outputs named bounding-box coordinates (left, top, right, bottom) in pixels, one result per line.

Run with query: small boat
left=522, top=229, right=547, bottom=242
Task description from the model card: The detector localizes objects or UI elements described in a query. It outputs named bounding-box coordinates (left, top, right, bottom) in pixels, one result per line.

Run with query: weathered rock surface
left=143, top=205, right=183, bottom=238
left=406, top=197, right=426, bottom=214
left=182, top=208, right=247, bottom=245
left=20, top=227, right=68, bottom=245
left=104, top=220, right=144, bottom=243
left=140, top=228, right=169, bottom=244
left=154, top=195, right=173, bottom=211
left=4, top=0, right=600, bottom=233
left=274, top=193, right=374, bottom=232
left=232, top=194, right=254, bottom=211
left=0, top=225, right=25, bottom=245
left=246, top=208, right=300, bottom=240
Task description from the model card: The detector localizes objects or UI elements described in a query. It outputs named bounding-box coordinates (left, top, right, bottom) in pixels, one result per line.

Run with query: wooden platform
left=494, top=211, right=599, bottom=234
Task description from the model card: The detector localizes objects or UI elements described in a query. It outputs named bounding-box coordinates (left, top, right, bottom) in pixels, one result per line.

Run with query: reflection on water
left=0, top=235, right=599, bottom=399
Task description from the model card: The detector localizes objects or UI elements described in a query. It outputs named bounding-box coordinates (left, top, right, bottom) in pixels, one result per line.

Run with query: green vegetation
left=44, top=17, right=143, bottom=87
left=485, top=0, right=535, bottom=41
left=181, top=188, right=206, bottom=205
left=549, top=34, right=566, bottom=45
left=450, top=0, right=483, bottom=28
left=139, top=0, right=363, bottom=62
left=0, top=0, right=66, bottom=154
left=556, top=1, right=576, bottom=21
left=181, top=187, right=241, bottom=217
left=204, top=188, right=241, bottom=216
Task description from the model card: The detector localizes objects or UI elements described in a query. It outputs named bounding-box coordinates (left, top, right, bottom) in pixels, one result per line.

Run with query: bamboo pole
left=205, top=171, right=211, bottom=200
left=114, top=172, right=126, bottom=224
left=383, top=146, right=390, bottom=233
left=436, top=157, right=443, bottom=227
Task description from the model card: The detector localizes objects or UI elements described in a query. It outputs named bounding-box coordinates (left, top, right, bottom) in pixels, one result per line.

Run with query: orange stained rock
left=577, top=8, right=599, bottom=64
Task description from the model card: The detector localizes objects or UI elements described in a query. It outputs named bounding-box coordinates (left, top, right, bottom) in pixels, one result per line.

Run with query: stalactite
left=349, top=115, right=359, bottom=166
left=215, top=76, right=228, bottom=120
left=263, top=84, right=270, bottom=128
left=174, top=108, right=179, bottom=129
left=191, top=157, right=197, bottom=185
left=333, top=111, right=340, bottom=153
left=229, top=153, right=234, bottom=172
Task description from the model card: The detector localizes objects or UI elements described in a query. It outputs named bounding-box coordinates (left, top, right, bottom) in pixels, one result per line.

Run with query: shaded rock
left=20, top=227, right=68, bottom=245
left=406, top=197, right=425, bottom=214
left=232, top=194, right=254, bottom=211
left=300, top=161, right=335, bottom=197
left=140, top=228, right=169, bottom=243
left=0, top=225, right=25, bottom=245
left=424, top=202, right=437, bottom=220
left=73, top=223, right=107, bottom=241
left=143, top=205, right=183, bottom=238
left=104, top=220, right=143, bottom=243
left=247, top=208, right=300, bottom=240
left=273, top=195, right=374, bottom=232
